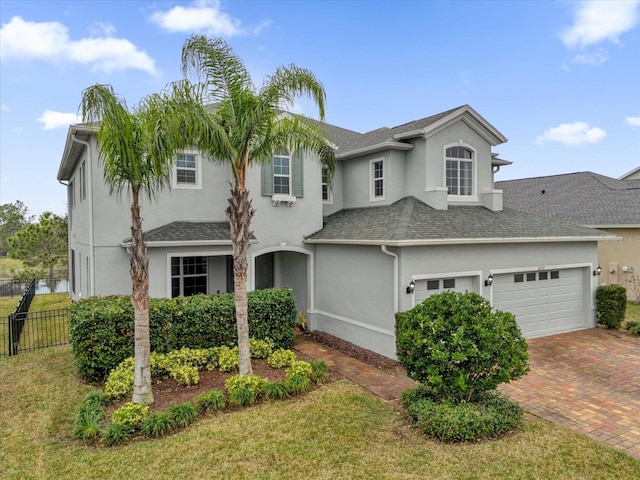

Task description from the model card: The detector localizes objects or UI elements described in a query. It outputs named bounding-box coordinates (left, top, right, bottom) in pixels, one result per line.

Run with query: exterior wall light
left=593, top=265, right=602, bottom=276
left=406, top=280, right=415, bottom=294
left=484, top=274, right=493, bottom=287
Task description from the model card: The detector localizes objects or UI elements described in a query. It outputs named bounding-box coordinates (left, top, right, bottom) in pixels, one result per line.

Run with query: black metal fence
left=0, top=277, right=69, bottom=297
left=1, top=279, right=70, bottom=356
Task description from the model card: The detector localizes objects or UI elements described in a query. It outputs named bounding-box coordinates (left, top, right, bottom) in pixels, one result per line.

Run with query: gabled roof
left=619, top=165, right=640, bottom=180
left=305, top=196, right=610, bottom=246
left=120, top=221, right=255, bottom=247
left=496, top=172, right=640, bottom=227
left=310, top=105, right=507, bottom=160
left=57, top=124, right=96, bottom=181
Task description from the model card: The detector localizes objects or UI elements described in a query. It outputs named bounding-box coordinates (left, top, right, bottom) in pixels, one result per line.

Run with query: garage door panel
left=493, top=268, right=586, bottom=338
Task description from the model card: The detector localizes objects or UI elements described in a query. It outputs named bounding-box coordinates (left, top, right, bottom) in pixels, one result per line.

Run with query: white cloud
left=570, top=49, right=608, bottom=66
left=149, top=0, right=270, bottom=36
left=626, top=116, right=640, bottom=127
left=0, top=16, right=157, bottom=74
left=561, top=1, right=640, bottom=49
left=1, top=104, right=9, bottom=111
left=37, top=110, right=81, bottom=130
left=89, top=21, right=116, bottom=36
left=536, top=121, right=607, bottom=146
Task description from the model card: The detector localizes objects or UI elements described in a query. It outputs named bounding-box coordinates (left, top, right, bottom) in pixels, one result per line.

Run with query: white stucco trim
left=250, top=245, right=315, bottom=310
left=304, top=236, right=607, bottom=246
left=409, top=270, right=483, bottom=308
left=165, top=250, right=233, bottom=297
left=308, top=309, right=395, bottom=338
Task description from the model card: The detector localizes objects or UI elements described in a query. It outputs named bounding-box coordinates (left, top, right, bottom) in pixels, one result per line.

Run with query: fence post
left=8, top=313, right=15, bottom=356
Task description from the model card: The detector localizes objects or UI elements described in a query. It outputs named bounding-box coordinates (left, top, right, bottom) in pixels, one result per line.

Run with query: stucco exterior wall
left=310, top=240, right=599, bottom=360
left=598, top=228, right=640, bottom=300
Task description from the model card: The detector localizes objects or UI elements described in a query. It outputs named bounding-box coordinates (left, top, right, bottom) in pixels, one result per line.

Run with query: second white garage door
left=492, top=268, right=586, bottom=338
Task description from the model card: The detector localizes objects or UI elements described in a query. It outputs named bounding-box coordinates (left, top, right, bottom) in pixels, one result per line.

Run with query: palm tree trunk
left=227, top=186, right=255, bottom=376
left=130, top=188, right=153, bottom=404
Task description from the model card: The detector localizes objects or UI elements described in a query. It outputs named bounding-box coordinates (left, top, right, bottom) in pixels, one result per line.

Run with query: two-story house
left=58, top=105, right=609, bottom=359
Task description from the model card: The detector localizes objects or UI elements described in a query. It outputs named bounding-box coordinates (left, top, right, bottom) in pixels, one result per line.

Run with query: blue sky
left=1, top=0, right=639, bottom=218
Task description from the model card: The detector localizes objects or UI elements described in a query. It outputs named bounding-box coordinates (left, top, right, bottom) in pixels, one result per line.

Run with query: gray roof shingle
left=496, top=172, right=640, bottom=226
left=306, top=197, right=610, bottom=244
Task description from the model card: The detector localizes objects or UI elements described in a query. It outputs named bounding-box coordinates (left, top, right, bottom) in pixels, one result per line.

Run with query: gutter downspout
left=381, top=245, right=399, bottom=313
left=71, top=134, right=95, bottom=297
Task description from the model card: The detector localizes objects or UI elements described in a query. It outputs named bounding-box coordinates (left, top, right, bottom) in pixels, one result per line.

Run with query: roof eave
left=304, top=236, right=609, bottom=246
left=119, top=239, right=258, bottom=248
left=57, top=124, right=96, bottom=181
left=337, top=141, right=413, bottom=160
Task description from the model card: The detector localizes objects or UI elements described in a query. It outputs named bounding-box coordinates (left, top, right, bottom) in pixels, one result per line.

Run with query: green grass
left=1, top=347, right=638, bottom=480
left=0, top=257, right=24, bottom=278
left=1, top=293, right=71, bottom=356
left=625, top=301, right=640, bottom=324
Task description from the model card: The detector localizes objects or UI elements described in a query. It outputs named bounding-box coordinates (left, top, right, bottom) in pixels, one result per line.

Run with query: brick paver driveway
left=500, top=329, right=640, bottom=459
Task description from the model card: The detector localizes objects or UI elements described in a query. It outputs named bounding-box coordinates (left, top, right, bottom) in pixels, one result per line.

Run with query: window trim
left=79, top=161, right=87, bottom=201
left=369, top=157, right=385, bottom=202
left=172, top=151, right=202, bottom=190
left=444, top=143, right=477, bottom=202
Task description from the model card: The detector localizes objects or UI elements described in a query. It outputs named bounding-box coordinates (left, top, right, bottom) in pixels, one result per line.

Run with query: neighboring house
left=497, top=171, right=640, bottom=301
left=619, top=166, right=640, bottom=180
left=58, top=105, right=610, bottom=359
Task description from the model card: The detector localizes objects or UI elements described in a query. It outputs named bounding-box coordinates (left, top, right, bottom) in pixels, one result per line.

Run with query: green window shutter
left=261, top=162, right=273, bottom=196
left=293, top=152, right=303, bottom=197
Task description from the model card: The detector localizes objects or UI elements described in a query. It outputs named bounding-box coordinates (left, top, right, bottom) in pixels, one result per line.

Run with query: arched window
left=445, top=146, right=473, bottom=196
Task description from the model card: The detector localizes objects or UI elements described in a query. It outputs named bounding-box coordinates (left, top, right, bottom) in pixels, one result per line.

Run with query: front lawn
left=626, top=301, right=640, bottom=323
left=1, top=346, right=638, bottom=479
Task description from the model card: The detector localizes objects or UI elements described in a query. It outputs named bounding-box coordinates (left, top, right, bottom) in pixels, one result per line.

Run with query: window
left=514, top=274, right=524, bottom=283
left=550, top=270, right=560, bottom=279
left=79, top=161, right=87, bottom=201
left=176, top=154, right=197, bottom=184
left=171, top=256, right=208, bottom=297
left=261, top=153, right=303, bottom=199
left=370, top=159, right=384, bottom=200
left=427, top=280, right=440, bottom=290
left=443, top=278, right=456, bottom=289
left=526, top=272, right=536, bottom=282
left=445, top=147, right=473, bottom=196
left=322, top=166, right=331, bottom=202
left=539, top=271, right=548, bottom=280
left=70, top=249, right=76, bottom=294
left=172, top=153, right=202, bottom=189
left=273, top=155, right=291, bottom=195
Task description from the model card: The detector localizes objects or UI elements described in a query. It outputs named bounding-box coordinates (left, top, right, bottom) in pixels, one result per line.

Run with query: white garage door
left=493, top=268, right=585, bottom=338
left=415, top=276, right=474, bottom=304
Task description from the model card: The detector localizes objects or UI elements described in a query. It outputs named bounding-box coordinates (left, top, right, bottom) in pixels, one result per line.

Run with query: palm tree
left=80, top=83, right=195, bottom=404
left=181, top=35, right=336, bottom=375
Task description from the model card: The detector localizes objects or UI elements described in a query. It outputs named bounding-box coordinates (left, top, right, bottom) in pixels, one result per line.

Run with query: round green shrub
left=396, top=291, right=529, bottom=403
left=104, top=357, right=135, bottom=400
left=249, top=338, right=275, bottom=358
left=401, top=387, right=523, bottom=442
left=265, top=381, right=290, bottom=400
left=596, top=285, right=627, bottom=329
left=166, top=403, right=197, bottom=428
left=625, top=320, right=640, bottom=336
left=101, top=422, right=134, bottom=446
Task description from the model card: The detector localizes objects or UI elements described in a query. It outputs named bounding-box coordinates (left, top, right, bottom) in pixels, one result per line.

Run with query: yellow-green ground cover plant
left=73, top=343, right=327, bottom=446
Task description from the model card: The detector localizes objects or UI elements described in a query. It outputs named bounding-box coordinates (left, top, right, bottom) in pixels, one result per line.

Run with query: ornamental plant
left=596, top=285, right=627, bottom=329
left=396, top=291, right=529, bottom=403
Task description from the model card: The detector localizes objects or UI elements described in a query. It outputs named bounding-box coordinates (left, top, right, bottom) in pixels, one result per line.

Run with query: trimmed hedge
left=596, top=285, right=627, bottom=329
left=69, top=288, right=297, bottom=381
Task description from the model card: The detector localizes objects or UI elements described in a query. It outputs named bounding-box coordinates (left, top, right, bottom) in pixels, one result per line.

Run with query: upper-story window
left=80, top=161, right=87, bottom=201
left=261, top=152, right=303, bottom=201
left=321, top=166, right=332, bottom=203
left=370, top=158, right=384, bottom=201
left=446, top=146, right=473, bottom=196
left=273, top=154, right=291, bottom=195
left=172, top=153, right=202, bottom=189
